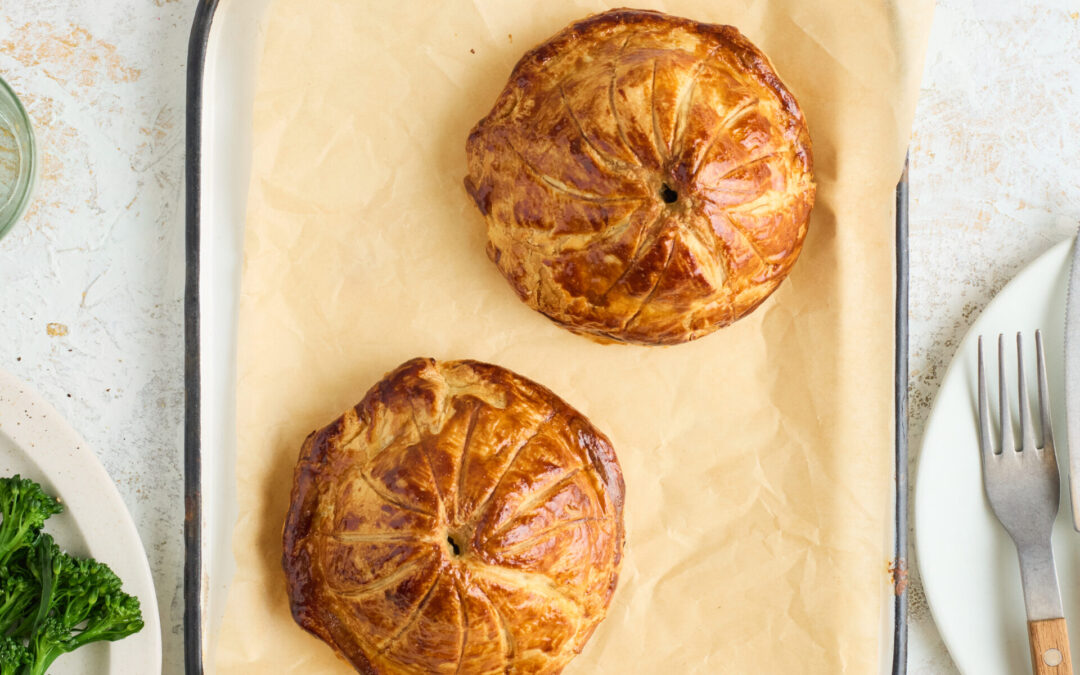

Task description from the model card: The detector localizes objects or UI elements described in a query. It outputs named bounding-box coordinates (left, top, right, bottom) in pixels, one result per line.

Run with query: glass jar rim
left=0, top=74, right=37, bottom=242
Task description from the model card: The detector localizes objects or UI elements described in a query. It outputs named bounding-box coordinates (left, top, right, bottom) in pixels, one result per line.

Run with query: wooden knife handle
left=1030, top=618, right=1073, bottom=674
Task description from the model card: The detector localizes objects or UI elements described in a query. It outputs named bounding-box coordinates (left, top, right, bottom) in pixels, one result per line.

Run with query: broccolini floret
left=0, top=567, right=36, bottom=639
left=25, top=591, right=143, bottom=675
left=0, top=477, right=61, bottom=569
left=0, top=636, right=29, bottom=675
left=0, top=476, right=143, bottom=674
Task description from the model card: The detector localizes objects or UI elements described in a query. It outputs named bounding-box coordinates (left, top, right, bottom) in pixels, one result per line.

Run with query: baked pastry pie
left=283, top=358, right=625, bottom=674
left=465, top=9, right=814, bottom=345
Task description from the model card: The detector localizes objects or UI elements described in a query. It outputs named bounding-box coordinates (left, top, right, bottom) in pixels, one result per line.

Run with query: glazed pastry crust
left=283, top=358, right=625, bottom=674
left=465, top=9, right=815, bottom=345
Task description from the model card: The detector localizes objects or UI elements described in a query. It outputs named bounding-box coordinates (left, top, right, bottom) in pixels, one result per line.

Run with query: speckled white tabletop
left=0, top=0, right=191, bottom=670
left=0, top=0, right=1076, bottom=672
left=908, top=0, right=1080, bottom=672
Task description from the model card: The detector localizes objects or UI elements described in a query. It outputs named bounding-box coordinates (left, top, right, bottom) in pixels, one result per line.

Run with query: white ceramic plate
left=0, top=369, right=161, bottom=674
left=916, top=237, right=1080, bottom=675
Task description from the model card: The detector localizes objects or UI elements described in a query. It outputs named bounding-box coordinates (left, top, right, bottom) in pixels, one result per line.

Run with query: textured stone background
left=1, top=0, right=1078, bottom=672
left=0, top=0, right=191, bottom=670
left=907, top=0, right=1080, bottom=672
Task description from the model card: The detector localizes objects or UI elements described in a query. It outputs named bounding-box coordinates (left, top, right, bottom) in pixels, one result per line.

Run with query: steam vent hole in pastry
left=465, top=9, right=816, bottom=346
left=660, top=183, right=678, bottom=204
left=283, top=358, right=626, bottom=674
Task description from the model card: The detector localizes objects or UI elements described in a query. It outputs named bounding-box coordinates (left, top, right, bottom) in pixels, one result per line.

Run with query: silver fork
left=979, top=331, right=1073, bottom=674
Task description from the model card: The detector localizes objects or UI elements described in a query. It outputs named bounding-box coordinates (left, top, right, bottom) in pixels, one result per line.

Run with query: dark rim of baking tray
left=185, top=1, right=218, bottom=673
left=182, top=4, right=912, bottom=673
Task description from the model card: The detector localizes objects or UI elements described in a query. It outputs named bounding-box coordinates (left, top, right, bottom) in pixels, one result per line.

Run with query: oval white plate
left=0, top=369, right=161, bottom=674
left=916, top=237, right=1080, bottom=674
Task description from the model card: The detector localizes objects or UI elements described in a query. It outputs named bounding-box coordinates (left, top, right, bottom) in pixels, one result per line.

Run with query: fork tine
left=978, top=336, right=995, bottom=459
left=1036, top=329, right=1054, bottom=451
left=999, top=334, right=1016, bottom=453
left=1017, top=333, right=1038, bottom=452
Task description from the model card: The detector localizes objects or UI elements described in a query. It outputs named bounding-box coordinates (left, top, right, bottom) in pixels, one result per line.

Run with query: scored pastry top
left=465, top=9, right=815, bottom=345
left=283, top=358, right=625, bottom=674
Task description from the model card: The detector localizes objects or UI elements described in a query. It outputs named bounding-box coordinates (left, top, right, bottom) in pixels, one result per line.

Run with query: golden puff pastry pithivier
left=465, top=9, right=815, bottom=345
left=283, top=358, right=625, bottom=674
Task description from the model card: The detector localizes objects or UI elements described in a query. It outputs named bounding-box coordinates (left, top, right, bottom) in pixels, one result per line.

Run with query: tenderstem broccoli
left=0, top=566, right=37, bottom=637
left=0, top=478, right=61, bottom=568
left=0, top=636, right=29, bottom=675
left=0, top=476, right=143, bottom=674
left=24, top=539, right=143, bottom=675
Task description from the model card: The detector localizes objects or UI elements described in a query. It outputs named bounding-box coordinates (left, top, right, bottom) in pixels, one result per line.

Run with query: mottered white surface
left=0, top=1, right=195, bottom=672
left=908, top=1, right=1080, bottom=673
left=0, top=0, right=1077, bottom=672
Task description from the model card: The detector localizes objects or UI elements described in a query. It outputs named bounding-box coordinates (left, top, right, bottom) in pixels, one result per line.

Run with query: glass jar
left=0, top=75, right=36, bottom=241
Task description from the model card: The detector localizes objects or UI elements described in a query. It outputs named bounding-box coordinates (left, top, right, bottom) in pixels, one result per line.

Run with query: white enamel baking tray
left=184, top=1, right=910, bottom=671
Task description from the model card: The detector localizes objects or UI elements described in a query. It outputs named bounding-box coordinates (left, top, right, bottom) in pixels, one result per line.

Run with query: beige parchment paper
left=216, top=1, right=934, bottom=672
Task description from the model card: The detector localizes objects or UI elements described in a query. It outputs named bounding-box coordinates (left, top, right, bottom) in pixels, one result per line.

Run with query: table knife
left=1065, top=228, right=1080, bottom=531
